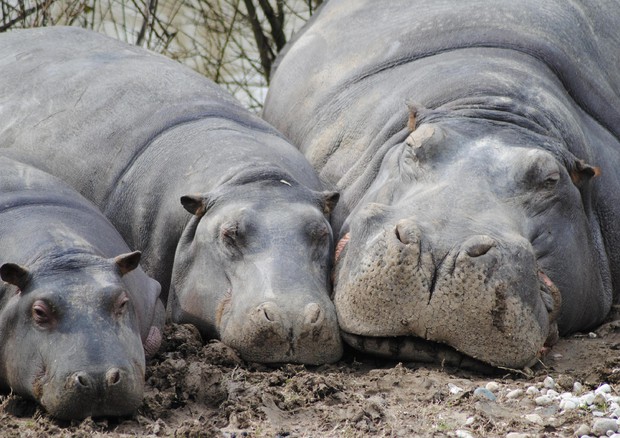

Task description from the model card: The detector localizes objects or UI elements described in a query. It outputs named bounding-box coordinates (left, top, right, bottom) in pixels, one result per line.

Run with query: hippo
left=262, top=0, right=620, bottom=368
left=0, top=27, right=342, bottom=364
left=0, top=156, right=162, bottom=419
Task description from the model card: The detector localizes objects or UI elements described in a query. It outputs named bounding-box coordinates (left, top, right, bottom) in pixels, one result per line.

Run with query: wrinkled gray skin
left=263, top=0, right=620, bottom=368
left=0, top=157, right=162, bottom=419
left=0, top=27, right=342, bottom=364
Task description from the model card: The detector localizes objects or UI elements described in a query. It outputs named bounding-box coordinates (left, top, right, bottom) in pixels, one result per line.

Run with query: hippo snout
left=67, top=367, right=123, bottom=390
left=41, top=364, right=144, bottom=420
left=222, top=300, right=342, bottom=365
left=334, top=221, right=558, bottom=368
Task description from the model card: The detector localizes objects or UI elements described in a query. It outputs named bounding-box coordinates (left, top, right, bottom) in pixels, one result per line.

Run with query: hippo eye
left=31, top=300, right=53, bottom=327
left=114, top=292, right=130, bottom=318
left=542, top=171, right=560, bottom=189
left=220, top=222, right=241, bottom=247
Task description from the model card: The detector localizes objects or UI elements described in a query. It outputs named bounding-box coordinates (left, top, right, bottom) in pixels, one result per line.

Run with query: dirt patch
left=2, top=321, right=620, bottom=437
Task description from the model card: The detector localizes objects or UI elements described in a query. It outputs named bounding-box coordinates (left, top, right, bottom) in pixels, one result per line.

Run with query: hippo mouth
left=332, top=230, right=561, bottom=369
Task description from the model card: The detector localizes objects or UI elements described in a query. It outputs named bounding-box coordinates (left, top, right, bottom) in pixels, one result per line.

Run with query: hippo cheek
left=219, top=295, right=342, bottom=365
left=334, top=228, right=556, bottom=368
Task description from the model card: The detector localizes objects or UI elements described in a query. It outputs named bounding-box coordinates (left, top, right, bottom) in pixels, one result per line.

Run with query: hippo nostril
left=73, top=372, right=90, bottom=389
left=258, top=303, right=281, bottom=323
left=105, top=368, right=121, bottom=386
left=304, top=303, right=323, bottom=325
left=463, top=235, right=496, bottom=257
left=394, top=220, right=420, bottom=245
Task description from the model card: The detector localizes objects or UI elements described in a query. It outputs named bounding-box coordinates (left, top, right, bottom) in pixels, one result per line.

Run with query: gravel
left=466, top=379, right=620, bottom=437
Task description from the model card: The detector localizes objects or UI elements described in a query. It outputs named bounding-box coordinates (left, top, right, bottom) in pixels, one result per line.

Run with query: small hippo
left=0, top=27, right=342, bottom=364
left=0, top=157, right=163, bottom=419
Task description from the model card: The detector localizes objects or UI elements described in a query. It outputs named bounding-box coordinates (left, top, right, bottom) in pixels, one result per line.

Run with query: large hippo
left=263, top=1, right=620, bottom=368
left=0, top=27, right=341, bottom=364
left=0, top=156, right=162, bottom=419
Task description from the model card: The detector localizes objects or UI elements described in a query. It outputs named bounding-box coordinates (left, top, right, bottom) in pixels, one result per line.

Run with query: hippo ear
left=570, top=159, right=601, bottom=187
left=318, top=191, right=340, bottom=217
left=114, top=251, right=142, bottom=276
left=180, top=194, right=210, bottom=217
left=407, top=100, right=420, bottom=132
left=0, top=263, right=31, bottom=291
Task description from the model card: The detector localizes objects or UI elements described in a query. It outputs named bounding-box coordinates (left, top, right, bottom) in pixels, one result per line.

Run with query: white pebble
left=506, top=433, right=530, bottom=438
left=592, top=418, right=619, bottom=435
left=525, top=413, right=544, bottom=425
left=559, top=399, right=578, bottom=411
left=506, top=389, right=524, bottom=399
left=455, top=430, right=473, bottom=438
left=582, top=392, right=597, bottom=405
left=588, top=332, right=598, bottom=338
left=535, top=395, right=553, bottom=406
left=526, top=386, right=540, bottom=396
left=448, top=383, right=464, bottom=394
left=546, top=389, right=559, bottom=398
left=543, top=376, right=556, bottom=389
left=465, top=416, right=475, bottom=426
left=485, top=381, right=500, bottom=392
left=574, top=424, right=590, bottom=436
left=574, top=381, right=584, bottom=394
left=612, top=408, right=620, bottom=418
left=593, top=410, right=605, bottom=417
left=597, top=384, right=613, bottom=395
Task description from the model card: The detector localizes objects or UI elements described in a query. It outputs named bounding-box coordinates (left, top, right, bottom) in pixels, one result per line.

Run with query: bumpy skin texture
left=0, top=27, right=342, bottom=365
left=263, top=0, right=620, bottom=368
left=0, top=157, right=162, bottom=419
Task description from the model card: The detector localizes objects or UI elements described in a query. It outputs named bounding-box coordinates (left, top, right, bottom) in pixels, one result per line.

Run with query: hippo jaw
left=334, top=225, right=560, bottom=369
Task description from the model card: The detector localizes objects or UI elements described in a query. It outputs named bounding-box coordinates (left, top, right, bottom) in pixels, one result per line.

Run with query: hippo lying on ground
left=263, top=0, right=620, bottom=368
left=0, top=157, right=162, bottom=419
left=0, top=27, right=341, bottom=364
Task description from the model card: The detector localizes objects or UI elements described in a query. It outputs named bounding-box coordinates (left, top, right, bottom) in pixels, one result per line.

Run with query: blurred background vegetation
left=0, top=0, right=322, bottom=110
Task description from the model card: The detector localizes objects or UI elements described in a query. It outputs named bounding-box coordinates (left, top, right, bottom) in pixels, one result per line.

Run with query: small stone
left=449, top=383, right=464, bottom=394
left=465, top=416, right=475, bottom=426
left=526, top=386, right=540, bottom=396
left=559, top=399, right=578, bottom=411
left=573, top=381, right=584, bottom=394
left=474, top=387, right=497, bottom=401
left=574, top=423, right=590, bottom=436
left=612, top=408, right=620, bottom=418
left=582, top=392, right=597, bottom=405
left=506, top=433, right=529, bottom=438
left=485, top=381, right=500, bottom=393
left=592, top=418, right=619, bottom=435
left=546, top=389, right=559, bottom=398
left=525, top=413, right=544, bottom=425
left=596, top=384, right=613, bottom=395
left=543, top=376, right=556, bottom=389
left=593, top=410, right=605, bottom=417
left=506, top=389, right=524, bottom=399
left=455, top=430, right=474, bottom=438
left=535, top=395, right=553, bottom=406
left=609, top=434, right=620, bottom=438
left=588, top=332, right=598, bottom=338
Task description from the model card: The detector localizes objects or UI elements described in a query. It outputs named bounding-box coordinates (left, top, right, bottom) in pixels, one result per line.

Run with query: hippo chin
left=263, top=0, right=620, bottom=368
left=0, top=27, right=342, bottom=365
left=0, top=157, right=162, bottom=419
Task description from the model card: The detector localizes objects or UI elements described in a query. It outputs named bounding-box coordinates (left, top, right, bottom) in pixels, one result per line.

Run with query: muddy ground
left=2, top=319, right=620, bottom=438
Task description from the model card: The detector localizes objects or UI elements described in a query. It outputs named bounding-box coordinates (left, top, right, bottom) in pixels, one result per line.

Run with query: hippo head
left=168, top=169, right=342, bottom=364
left=333, top=109, right=607, bottom=368
left=0, top=251, right=152, bottom=419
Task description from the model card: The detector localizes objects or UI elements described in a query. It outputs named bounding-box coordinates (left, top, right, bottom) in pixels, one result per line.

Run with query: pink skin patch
left=334, top=232, right=350, bottom=263
left=144, top=326, right=162, bottom=358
